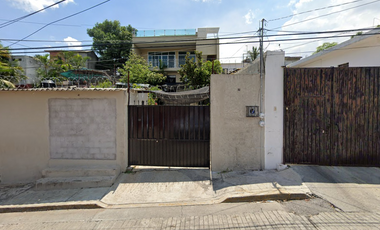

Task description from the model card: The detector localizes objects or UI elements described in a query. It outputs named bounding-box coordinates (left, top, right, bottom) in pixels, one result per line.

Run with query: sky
left=0, top=0, right=379, bottom=63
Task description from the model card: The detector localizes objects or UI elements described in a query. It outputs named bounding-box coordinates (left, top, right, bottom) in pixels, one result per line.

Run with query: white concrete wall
left=290, top=34, right=380, bottom=67
left=0, top=90, right=128, bottom=184
left=264, top=51, right=285, bottom=170
left=13, top=55, right=39, bottom=85
left=210, top=74, right=264, bottom=171
left=129, top=90, right=149, bottom=105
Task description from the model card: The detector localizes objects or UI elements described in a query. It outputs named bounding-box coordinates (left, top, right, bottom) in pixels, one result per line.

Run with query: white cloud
left=267, top=0, right=380, bottom=57
left=64, top=36, right=82, bottom=50
left=7, top=0, right=74, bottom=12
left=287, top=0, right=297, bottom=7
left=244, top=10, right=255, bottom=24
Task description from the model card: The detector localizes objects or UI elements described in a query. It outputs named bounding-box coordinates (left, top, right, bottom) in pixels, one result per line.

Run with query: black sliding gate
left=128, top=105, right=210, bottom=167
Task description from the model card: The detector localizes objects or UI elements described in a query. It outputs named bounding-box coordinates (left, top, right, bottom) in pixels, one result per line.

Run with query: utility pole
left=259, top=18, right=265, bottom=114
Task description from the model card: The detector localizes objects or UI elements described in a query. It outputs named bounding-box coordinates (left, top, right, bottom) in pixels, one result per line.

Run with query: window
left=167, top=75, right=176, bottom=84
left=207, top=55, right=217, bottom=61
left=178, top=51, right=196, bottom=67
left=148, top=52, right=175, bottom=68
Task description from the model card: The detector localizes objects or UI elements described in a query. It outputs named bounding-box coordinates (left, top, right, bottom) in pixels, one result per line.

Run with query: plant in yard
left=1, top=43, right=26, bottom=88
left=90, top=80, right=113, bottom=88
left=313, top=42, right=338, bottom=54
left=178, top=51, right=222, bottom=87
left=119, top=52, right=166, bottom=85
left=247, top=46, right=259, bottom=62
left=147, top=86, right=161, bottom=105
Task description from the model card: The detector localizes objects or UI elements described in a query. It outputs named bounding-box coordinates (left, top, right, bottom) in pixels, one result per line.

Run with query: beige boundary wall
left=210, top=74, right=264, bottom=171
left=0, top=90, right=128, bottom=184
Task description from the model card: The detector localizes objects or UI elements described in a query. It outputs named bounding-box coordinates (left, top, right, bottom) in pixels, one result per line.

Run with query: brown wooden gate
left=284, top=67, right=380, bottom=166
left=128, top=105, right=210, bottom=167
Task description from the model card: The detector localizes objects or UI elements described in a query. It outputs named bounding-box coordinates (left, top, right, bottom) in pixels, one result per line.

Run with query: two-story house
left=132, top=27, right=220, bottom=84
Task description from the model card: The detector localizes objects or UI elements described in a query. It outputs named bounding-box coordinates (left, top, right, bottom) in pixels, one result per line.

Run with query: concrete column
left=264, top=51, right=285, bottom=169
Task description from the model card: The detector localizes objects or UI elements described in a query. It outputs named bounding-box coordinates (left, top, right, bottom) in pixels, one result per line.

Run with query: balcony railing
left=135, top=29, right=196, bottom=37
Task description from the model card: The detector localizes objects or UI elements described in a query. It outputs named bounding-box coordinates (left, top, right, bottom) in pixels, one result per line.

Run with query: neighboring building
left=288, top=28, right=380, bottom=68
left=45, top=50, right=99, bottom=69
left=284, top=56, right=302, bottom=66
left=12, top=55, right=40, bottom=87
left=132, top=27, right=220, bottom=83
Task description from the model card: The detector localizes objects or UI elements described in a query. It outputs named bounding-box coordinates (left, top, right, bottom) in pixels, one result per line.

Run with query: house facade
left=288, top=28, right=380, bottom=68
left=132, top=27, right=220, bottom=83
left=12, top=55, right=40, bottom=87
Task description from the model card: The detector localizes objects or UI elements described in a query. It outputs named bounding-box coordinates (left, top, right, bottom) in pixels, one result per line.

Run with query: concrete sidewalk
left=0, top=167, right=311, bottom=213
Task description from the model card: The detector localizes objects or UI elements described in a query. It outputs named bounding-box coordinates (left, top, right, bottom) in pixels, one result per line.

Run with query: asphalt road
left=1, top=201, right=379, bottom=229
left=291, top=166, right=380, bottom=212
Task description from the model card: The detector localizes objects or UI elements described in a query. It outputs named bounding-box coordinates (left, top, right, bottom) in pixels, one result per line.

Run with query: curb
left=0, top=192, right=311, bottom=213
left=0, top=201, right=106, bottom=214
left=221, top=193, right=310, bottom=203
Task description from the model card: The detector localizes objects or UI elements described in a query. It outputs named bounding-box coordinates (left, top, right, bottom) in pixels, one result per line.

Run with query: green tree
left=57, top=51, right=90, bottom=70
left=247, top=46, right=259, bottom=62
left=313, top=42, right=338, bottom=54
left=178, top=51, right=222, bottom=87
left=119, top=53, right=166, bottom=85
left=0, top=43, right=26, bottom=88
left=34, top=51, right=89, bottom=82
left=87, top=20, right=135, bottom=70
left=34, top=54, right=50, bottom=80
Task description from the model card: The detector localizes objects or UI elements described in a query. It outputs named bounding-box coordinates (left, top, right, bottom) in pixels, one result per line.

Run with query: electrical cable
left=2, top=27, right=375, bottom=45
left=4, top=27, right=379, bottom=52
left=268, top=0, right=366, bottom=22
left=8, top=0, right=111, bottom=47
left=7, top=30, right=379, bottom=55
left=0, top=0, right=67, bottom=29
left=270, top=0, right=380, bottom=30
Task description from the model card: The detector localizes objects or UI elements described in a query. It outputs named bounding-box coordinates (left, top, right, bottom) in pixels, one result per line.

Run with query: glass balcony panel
left=135, top=29, right=196, bottom=37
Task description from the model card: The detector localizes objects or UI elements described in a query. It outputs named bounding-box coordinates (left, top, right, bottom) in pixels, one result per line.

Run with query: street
left=1, top=200, right=379, bottom=229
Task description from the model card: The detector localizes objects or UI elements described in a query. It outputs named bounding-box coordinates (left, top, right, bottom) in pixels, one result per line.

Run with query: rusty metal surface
left=284, top=67, right=380, bottom=166
left=128, top=105, right=210, bottom=167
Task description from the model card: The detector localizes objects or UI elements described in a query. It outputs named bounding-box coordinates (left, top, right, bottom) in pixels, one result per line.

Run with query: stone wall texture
left=49, top=98, right=117, bottom=160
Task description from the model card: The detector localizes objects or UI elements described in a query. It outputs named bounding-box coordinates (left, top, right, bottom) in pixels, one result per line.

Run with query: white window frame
left=148, top=52, right=176, bottom=68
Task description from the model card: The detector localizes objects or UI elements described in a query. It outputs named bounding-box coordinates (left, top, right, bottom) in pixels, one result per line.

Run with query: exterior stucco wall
left=264, top=51, right=285, bottom=169
left=0, top=91, right=128, bottom=184
left=210, top=74, right=264, bottom=171
left=196, top=39, right=219, bottom=57
left=289, top=34, right=380, bottom=67
left=12, top=55, right=39, bottom=85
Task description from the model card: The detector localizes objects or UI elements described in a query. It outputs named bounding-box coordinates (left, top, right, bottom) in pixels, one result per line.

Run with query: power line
left=270, top=0, right=380, bottom=30
left=3, top=26, right=376, bottom=45
left=0, top=18, right=91, bottom=28
left=16, top=41, right=380, bottom=69
left=6, top=30, right=379, bottom=55
left=0, top=0, right=68, bottom=29
left=8, top=0, right=111, bottom=47
left=4, top=27, right=379, bottom=52
left=268, top=0, right=366, bottom=22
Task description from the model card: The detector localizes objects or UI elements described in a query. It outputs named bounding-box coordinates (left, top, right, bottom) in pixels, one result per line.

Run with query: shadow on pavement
left=290, top=166, right=380, bottom=184
left=211, top=168, right=305, bottom=192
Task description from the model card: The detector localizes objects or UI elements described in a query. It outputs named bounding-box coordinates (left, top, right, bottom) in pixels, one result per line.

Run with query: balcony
left=135, top=29, right=196, bottom=37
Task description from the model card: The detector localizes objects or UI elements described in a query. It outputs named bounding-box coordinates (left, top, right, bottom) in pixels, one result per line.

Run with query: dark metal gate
left=128, top=105, right=210, bottom=167
left=284, top=67, right=380, bottom=166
